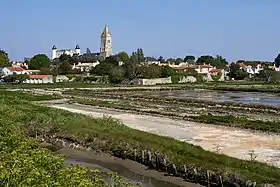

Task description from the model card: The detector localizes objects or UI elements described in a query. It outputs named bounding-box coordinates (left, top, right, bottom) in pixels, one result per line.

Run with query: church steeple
left=100, top=25, right=113, bottom=58
left=101, top=25, right=110, bottom=36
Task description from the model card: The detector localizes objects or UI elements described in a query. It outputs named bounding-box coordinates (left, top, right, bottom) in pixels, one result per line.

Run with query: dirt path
left=48, top=103, right=280, bottom=168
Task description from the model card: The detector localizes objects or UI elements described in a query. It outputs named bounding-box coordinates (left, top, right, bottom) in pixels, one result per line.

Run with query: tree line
left=1, top=48, right=280, bottom=83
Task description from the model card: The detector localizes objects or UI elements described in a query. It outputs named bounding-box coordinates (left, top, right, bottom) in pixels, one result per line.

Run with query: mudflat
left=58, top=147, right=201, bottom=187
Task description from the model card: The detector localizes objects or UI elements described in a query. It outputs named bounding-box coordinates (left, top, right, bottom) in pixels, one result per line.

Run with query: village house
left=72, top=61, right=100, bottom=72
left=1, top=67, right=27, bottom=75
left=239, top=63, right=263, bottom=75
left=24, top=75, right=53, bottom=84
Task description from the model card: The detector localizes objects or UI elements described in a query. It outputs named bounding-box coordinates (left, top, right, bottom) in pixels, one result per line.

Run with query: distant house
left=239, top=63, right=263, bottom=75
left=24, top=75, right=53, bottom=84
left=1, top=67, right=26, bottom=75
left=72, top=61, right=100, bottom=72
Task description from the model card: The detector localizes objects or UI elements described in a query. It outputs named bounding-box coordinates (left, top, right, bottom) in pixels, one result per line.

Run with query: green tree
left=108, top=66, right=125, bottom=84
left=166, top=58, right=175, bottom=63
left=160, top=66, right=176, bottom=77
left=274, top=54, right=280, bottom=67
left=28, top=54, right=50, bottom=70
left=175, top=58, right=183, bottom=65
left=58, top=61, right=72, bottom=75
left=3, top=74, right=29, bottom=83
left=197, top=55, right=228, bottom=68
left=184, top=55, right=195, bottom=62
left=0, top=49, right=11, bottom=67
left=118, top=51, right=130, bottom=63
left=137, top=48, right=145, bottom=63
left=139, top=64, right=161, bottom=79
left=228, top=62, right=248, bottom=80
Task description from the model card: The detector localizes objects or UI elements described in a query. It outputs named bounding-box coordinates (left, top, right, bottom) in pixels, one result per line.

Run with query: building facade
left=100, top=25, right=113, bottom=58
left=51, top=45, right=81, bottom=60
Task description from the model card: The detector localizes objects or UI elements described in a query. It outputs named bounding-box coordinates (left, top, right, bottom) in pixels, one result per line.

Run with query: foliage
left=0, top=112, right=138, bottom=186
left=274, top=53, right=280, bottom=67
left=196, top=55, right=228, bottom=68
left=171, top=75, right=181, bottom=83
left=3, top=74, right=29, bottom=83
left=131, top=48, right=145, bottom=63
left=138, top=64, right=162, bottom=79
left=118, top=52, right=130, bottom=63
left=258, top=68, right=280, bottom=82
left=0, top=49, right=11, bottom=67
left=58, top=61, right=72, bottom=75
left=160, top=66, right=176, bottom=78
left=228, top=63, right=248, bottom=80
left=174, top=58, right=183, bottom=65
left=108, top=66, right=125, bottom=84
left=184, top=55, right=195, bottom=62
left=28, top=54, right=50, bottom=70
left=90, top=57, right=118, bottom=76
left=211, top=72, right=222, bottom=82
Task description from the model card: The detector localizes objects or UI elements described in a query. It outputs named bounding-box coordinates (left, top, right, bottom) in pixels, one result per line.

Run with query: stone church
left=51, top=25, right=113, bottom=60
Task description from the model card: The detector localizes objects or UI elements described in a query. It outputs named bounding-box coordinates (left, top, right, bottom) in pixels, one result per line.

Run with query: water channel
left=137, top=89, right=280, bottom=107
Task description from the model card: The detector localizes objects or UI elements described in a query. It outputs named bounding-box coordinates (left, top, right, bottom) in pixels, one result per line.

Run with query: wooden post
left=206, top=170, right=211, bottom=187
left=184, top=165, right=187, bottom=176
left=147, top=151, right=152, bottom=167
left=163, top=158, right=167, bottom=173
left=193, top=168, right=198, bottom=183
left=134, top=149, right=137, bottom=161
left=142, top=150, right=145, bottom=164
left=219, top=176, right=223, bottom=187
left=154, top=152, right=159, bottom=171
left=172, top=164, right=177, bottom=176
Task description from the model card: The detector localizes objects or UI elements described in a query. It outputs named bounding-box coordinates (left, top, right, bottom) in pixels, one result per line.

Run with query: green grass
left=1, top=90, right=280, bottom=184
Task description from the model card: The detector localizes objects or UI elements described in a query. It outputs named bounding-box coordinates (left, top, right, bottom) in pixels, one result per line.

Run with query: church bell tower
left=100, top=25, right=113, bottom=58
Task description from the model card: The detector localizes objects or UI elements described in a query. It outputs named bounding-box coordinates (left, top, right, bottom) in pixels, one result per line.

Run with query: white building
left=100, top=25, right=113, bottom=58
left=72, top=61, right=100, bottom=72
left=1, top=67, right=26, bottom=75
left=51, top=45, right=81, bottom=60
left=24, top=75, right=53, bottom=84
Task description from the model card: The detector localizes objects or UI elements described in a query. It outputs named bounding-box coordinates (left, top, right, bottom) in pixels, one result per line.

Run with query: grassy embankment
left=0, top=91, right=136, bottom=186
left=1, top=90, right=280, bottom=184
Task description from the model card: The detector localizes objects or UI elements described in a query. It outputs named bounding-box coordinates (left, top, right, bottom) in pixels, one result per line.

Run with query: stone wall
left=138, top=77, right=172, bottom=85
left=179, top=76, right=197, bottom=83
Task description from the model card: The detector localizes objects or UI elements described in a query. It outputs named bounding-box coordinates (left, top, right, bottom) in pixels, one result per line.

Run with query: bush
left=171, top=75, right=181, bottom=84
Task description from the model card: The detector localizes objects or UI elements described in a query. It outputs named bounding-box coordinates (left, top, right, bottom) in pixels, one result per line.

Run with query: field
left=1, top=90, right=280, bottom=185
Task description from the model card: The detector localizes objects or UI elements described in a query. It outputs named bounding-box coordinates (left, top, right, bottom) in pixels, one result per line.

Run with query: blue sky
left=1, top=0, right=279, bottom=62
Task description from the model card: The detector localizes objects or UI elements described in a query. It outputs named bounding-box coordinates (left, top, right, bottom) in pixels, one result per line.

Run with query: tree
left=175, top=58, right=183, bottom=65
left=0, top=49, right=11, bottom=67
left=108, top=66, right=125, bottom=84
left=274, top=54, right=280, bottom=67
left=118, top=52, right=130, bottom=63
left=158, top=56, right=165, bottom=63
left=184, top=55, right=195, bottom=62
left=3, top=74, right=28, bottom=83
left=28, top=54, right=50, bottom=70
left=228, top=62, right=248, bottom=80
left=137, top=48, right=145, bottom=63
left=139, top=64, right=162, bottom=79
left=196, top=55, right=228, bottom=68
left=196, top=55, right=214, bottom=65
left=160, top=66, right=176, bottom=78
left=58, top=61, right=72, bottom=75
left=166, top=58, right=175, bottom=63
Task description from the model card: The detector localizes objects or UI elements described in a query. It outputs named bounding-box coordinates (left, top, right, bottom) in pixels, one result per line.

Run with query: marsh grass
left=1, top=90, right=280, bottom=184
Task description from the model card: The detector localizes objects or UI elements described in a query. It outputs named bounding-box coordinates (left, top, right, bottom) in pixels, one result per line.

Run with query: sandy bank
left=48, top=102, right=280, bottom=168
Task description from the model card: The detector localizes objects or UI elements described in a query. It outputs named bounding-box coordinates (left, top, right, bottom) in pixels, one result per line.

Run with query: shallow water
left=139, top=90, right=280, bottom=107
left=65, top=158, right=185, bottom=187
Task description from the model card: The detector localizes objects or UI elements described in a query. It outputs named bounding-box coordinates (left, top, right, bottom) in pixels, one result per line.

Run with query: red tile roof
left=199, top=65, right=212, bottom=68
left=6, top=67, right=25, bottom=72
left=28, top=75, right=49, bottom=79
left=209, top=69, right=223, bottom=73
left=172, top=66, right=197, bottom=70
